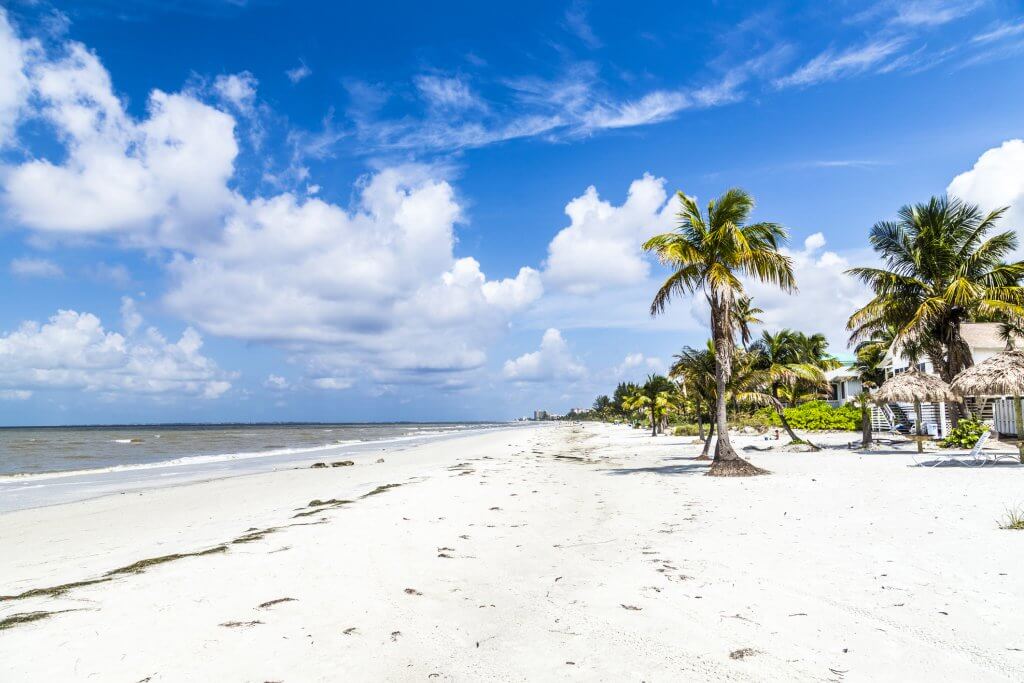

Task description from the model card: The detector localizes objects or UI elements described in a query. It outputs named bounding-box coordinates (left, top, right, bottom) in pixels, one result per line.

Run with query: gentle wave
left=0, top=427, right=504, bottom=482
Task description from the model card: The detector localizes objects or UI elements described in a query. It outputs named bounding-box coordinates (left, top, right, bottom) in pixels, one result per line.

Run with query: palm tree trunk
left=771, top=386, right=818, bottom=450
left=775, top=407, right=819, bottom=450
left=697, top=408, right=705, bottom=441
left=861, top=393, right=872, bottom=449
left=698, top=420, right=714, bottom=460
left=707, top=296, right=767, bottom=477
left=914, top=399, right=924, bottom=454
left=650, top=407, right=657, bottom=436
left=1014, top=395, right=1024, bottom=464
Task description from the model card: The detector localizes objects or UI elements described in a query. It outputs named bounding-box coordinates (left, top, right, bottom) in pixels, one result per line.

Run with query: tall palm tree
left=749, top=329, right=829, bottom=449
left=645, top=188, right=796, bottom=476
left=847, top=196, right=1024, bottom=383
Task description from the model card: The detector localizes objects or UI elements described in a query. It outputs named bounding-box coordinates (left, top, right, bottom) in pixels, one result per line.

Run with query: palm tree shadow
left=603, top=462, right=709, bottom=476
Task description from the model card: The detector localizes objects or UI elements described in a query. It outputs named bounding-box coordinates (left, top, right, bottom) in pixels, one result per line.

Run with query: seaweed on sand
left=1, top=578, right=111, bottom=602
left=104, top=545, right=228, bottom=576
left=0, top=609, right=79, bottom=631
left=360, top=483, right=403, bottom=498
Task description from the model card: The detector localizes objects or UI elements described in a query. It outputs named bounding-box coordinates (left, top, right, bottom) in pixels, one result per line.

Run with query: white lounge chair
left=912, top=430, right=989, bottom=467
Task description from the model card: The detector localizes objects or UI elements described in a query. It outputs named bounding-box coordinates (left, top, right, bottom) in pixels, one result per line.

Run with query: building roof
left=882, top=322, right=1008, bottom=369
left=825, top=367, right=859, bottom=382
left=959, top=322, right=1005, bottom=351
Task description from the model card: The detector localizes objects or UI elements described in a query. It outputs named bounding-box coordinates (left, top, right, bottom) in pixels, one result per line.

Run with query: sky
left=1, top=0, right=1024, bottom=425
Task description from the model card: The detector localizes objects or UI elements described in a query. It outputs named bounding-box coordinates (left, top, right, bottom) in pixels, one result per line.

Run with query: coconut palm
left=749, top=329, right=829, bottom=449
left=671, top=341, right=779, bottom=459
left=847, top=196, right=1024, bottom=383
left=645, top=188, right=796, bottom=476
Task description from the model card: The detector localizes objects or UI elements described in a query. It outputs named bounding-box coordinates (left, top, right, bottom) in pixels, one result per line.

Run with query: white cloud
left=120, top=296, right=142, bottom=336
left=213, top=71, right=257, bottom=113
left=413, top=74, right=483, bottom=110
left=311, top=377, right=353, bottom=390
left=164, top=167, right=542, bottom=384
left=972, top=20, right=1024, bottom=44
left=564, top=1, right=602, bottom=49
left=890, top=0, right=980, bottom=27
left=774, top=38, right=907, bottom=88
left=10, top=257, right=63, bottom=278
left=0, top=309, right=231, bottom=399
left=285, top=61, right=311, bottom=84
left=0, top=389, right=31, bottom=400
left=3, top=40, right=237, bottom=244
left=544, top=173, right=674, bottom=295
left=264, top=374, right=290, bottom=390
left=744, top=233, right=872, bottom=350
left=616, top=352, right=663, bottom=376
left=503, top=328, right=586, bottom=382
left=0, top=8, right=31, bottom=146
left=948, top=139, right=1024, bottom=240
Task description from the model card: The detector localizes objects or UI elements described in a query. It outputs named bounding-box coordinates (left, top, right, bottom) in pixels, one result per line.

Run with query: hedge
left=757, top=400, right=861, bottom=431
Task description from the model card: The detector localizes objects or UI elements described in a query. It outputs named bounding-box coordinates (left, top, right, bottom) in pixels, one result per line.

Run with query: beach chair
left=912, top=430, right=989, bottom=467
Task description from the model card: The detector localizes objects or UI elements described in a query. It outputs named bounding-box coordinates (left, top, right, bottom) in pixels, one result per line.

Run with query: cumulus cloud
left=286, top=61, right=311, bottom=83
left=544, top=173, right=674, bottom=295
left=616, top=352, right=663, bottom=376
left=10, top=257, right=63, bottom=278
left=2, top=39, right=237, bottom=244
left=744, top=232, right=872, bottom=350
left=0, top=8, right=31, bottom=145
left=164, top=167, right=542, bottom=384
left=0, top=308, right=232, bottom=399
left=213, top=71, right=258, bottom=113
left=503, top=328, right=586, bottom=382
left=947, top=139, right=1024, bottom=244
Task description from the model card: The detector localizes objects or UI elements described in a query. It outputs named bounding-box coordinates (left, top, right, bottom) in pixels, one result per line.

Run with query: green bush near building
left=757, top=400, right=861, bottom=431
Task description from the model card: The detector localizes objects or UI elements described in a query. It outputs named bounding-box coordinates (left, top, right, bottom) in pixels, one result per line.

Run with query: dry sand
left=2, top=422, right=1024, bottom=681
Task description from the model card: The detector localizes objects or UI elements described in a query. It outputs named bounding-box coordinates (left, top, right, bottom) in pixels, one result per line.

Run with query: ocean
left=0, top=422, right=507, bottom=477
left=0, top=422, right=518, bottom=513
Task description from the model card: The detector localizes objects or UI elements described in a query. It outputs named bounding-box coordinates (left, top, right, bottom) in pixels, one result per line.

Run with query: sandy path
left=2, top=423, right=1023, bottom=681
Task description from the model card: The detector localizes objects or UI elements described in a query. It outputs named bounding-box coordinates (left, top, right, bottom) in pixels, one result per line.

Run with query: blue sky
left=1, top=0, right=1024, bottom=424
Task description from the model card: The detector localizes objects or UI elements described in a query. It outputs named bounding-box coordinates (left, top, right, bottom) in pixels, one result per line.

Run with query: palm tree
left=847, top=196, right=1024, bottom=383
left=634, top=374, right=674, bottom=436
left=672, top=342, right=778, bottom=459
left=851, top=343, right=887, bottom=448
left=749, top=329, right=829, bottom=449
left=645, top=188, right=796, bottom=476
left=733, top=296, right=763, bottom=349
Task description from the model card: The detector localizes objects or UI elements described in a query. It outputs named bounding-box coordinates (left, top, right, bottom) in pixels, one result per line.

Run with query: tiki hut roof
left=951, top=350, right=1024, bottom=397
left=875, top=369, right=956, bottom=403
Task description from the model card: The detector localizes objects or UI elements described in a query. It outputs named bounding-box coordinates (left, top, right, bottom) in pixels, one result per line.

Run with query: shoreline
left=0, top=423, right=524, bottom=514
left=3, top=422, right=1023, bottom=680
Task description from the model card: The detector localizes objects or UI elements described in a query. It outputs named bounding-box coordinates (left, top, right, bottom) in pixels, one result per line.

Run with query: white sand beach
left=3, top=422, right=1024, bottom=681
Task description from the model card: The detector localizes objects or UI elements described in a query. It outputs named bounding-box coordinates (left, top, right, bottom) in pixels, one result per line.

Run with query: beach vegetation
left=1000, top=507, right=1024, bottom=530
left=757, top=401, right=861, bottom=431
left=645, top=188, right=795, bottom=476
left=938, top=417, right=988, bottom=449
left=847, top=196, right=1024, bottom=386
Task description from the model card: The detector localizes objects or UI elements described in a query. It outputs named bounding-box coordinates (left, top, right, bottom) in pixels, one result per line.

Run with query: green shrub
left=756, top=401, right=860, bottom=431
left=939, top=418, right=987, bottom=449
left=729, top=412, right=773, bottom=431
left=672, top=423, right=700, bottom=436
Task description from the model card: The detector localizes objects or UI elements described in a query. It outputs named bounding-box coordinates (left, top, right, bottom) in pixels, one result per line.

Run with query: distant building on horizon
left=533, top=410, right=548, bottom=421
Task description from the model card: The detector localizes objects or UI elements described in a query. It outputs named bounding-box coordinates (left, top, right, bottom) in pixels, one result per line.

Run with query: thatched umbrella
left=952, top=350, right=1024, bottom=462
left=875, top=369, right=957, bottom=453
